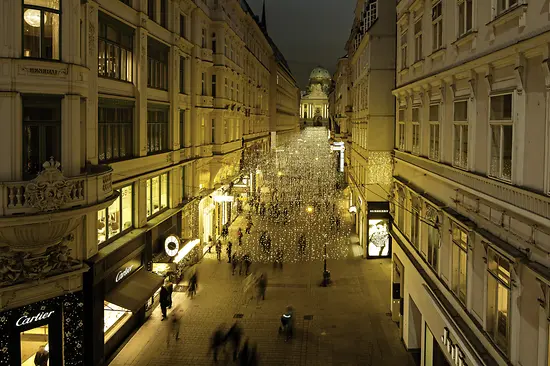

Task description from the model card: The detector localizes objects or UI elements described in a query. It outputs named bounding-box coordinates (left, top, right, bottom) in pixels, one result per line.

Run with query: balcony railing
left=1, top=160, right=113, bottom=216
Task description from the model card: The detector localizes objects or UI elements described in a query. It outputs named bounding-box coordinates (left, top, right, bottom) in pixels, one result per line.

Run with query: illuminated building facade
left=0, top=0, right=297, bottom=365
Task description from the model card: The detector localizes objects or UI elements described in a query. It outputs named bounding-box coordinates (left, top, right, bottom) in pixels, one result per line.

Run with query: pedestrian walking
left=159, top=284, right=169, bottom=320
left=248, top=343, right=259, bottom=366
left=273, top=249, right=283, bottom=271
left=243, top=253, right=252, bottom=276
left=209, top=325, right=226, bottom=362
left=226, top=322, right=244, bottom=361
left=231, top=253, right=239, bottom=275
left=167, top=310, right=182, bottom=347
left=227, top=241, right=233, bottom=263
left=245, top=220, right=253, bottom=234
left=165, top=279, right=174, bottom=309
left=207, top=235, right=214, bottom=253
left=188, top=271, right=198, bottom=298
left=216, top=239, right=222, bottom=262
left=237, top=228, right=243, bottom=245
left=238, top=339, right=250, bottom=366
left=238, top=254, right=244, bottom=275
left=257, top=273, right=267, bottom=302
left=222, top=223, right=229, bottom=240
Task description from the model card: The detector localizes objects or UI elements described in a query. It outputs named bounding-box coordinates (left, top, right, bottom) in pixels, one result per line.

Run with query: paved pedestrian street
left=110, top=209, right=415, bottom=366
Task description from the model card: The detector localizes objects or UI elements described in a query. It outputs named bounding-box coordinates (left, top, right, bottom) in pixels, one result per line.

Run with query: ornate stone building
left=0, top=0, right=297, bottom=365
left=391, top=1, right=550, bottom=366
left=300, top=67, right=331, bottom=126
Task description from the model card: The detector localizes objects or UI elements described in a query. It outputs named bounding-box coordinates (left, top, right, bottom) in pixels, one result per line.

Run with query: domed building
left=300, top=67, right=332, bottom=126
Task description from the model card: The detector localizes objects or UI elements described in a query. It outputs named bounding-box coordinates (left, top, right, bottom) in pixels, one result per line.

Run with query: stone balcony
left=0, top=159, right=117, bottom=291
left=200, top=48, right=213, bottom=63
left=196, top=95, right=214, bottom=109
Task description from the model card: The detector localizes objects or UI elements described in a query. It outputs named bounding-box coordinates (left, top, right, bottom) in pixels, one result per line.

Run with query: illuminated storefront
left=84, top=235, right=164, bottom=366
left=152, top=237, right=200, bottom=284
left=0, top=292, right=84, bottom=366
left=366, top=202, right=392, bottom=259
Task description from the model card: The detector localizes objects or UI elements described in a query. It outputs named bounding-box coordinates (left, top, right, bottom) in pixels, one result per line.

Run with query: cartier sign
left=441, top=327, right=467, bottom=366
left=16, top=311, right=55, bottom=327
left=115, top=265, right=134, bottom=282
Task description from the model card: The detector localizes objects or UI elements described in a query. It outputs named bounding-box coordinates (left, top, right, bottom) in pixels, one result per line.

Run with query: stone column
left=61, top=0, right=81, bottom=64
left=170, top=46, right=180, bottom=150
left=0, top=92, right=21, bottom=180
left=0, top=0, right=21, bottom=58
left=136, top=17, right=149, bottom=157
left=62, top=95, right=82, bottom=177
left=86, top=1, right=99, bottom=164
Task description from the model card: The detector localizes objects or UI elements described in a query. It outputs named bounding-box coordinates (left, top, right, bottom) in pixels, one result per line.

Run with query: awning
left=105, top=269, right=164, bottom=313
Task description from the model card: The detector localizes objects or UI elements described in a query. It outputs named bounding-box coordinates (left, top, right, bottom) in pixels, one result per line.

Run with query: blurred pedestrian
left=216, top=239, right=222, bottom=262
left=165, top=279, right=174, bottom=309
left=231, top=253, right=239, bottom=275
left=227, top=241, right=233, bottom=263
left=188, top=271, right=198, bottom=298
left=249, top=343, right=259, bottom=366
left=237, top=228, right=243, bottom=245
left=226, top=322, right=244, bottom=361
left=159, top=284, right=169, bottom=320
left=238, top=339, right=250, bottom=366
left=257, top=273, right=267, bottom=302
left=209, top=325, right=226, bottom=362
left=246, top=220, right=253, bottom=234
left=243, top=253, right=252, bottom=276
left=207, top=235, right=214, bottom=253
left=167, top=310, right=182, bottom=347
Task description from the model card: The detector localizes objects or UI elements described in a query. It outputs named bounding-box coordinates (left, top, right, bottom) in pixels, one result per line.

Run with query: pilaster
left=0, top=92, right=21, bottom=181
left=170, top=46, right=179, bottom=150
left=0, top=0, right=21, bottom=58
left=136, top=24, right=148, bottom=157
left=86, top=1, right=99, bottom=164
left=61, top=0, right=81, bottom=64
left=62, top=94, right=82, bottom=177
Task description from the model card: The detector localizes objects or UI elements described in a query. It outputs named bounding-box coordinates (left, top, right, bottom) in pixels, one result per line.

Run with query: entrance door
left=20, top=324, right=49, bottom=366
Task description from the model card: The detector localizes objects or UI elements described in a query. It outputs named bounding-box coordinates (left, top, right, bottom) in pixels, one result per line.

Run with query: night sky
left=246, top=0, right=355, bottom=89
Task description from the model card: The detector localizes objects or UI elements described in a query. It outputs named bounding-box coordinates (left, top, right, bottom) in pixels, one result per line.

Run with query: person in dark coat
left=226, top=322, right=244, bottom=361
left=227, top=241, right=233, bottom=263
left=216, top=239, right=222, bottom=262
left=34, top=345, right=49, bottom=366
left=238, top=339, right=250, bottom=366
left=231, top=253, right=239, bottom=275
left=243, top=254, right=252, bottom=276
left=165, top=280, right=174, bottom=309
left=210, top=325, right=226, bottom=362
left=257, top=273, right=267, bottom=302
left=159, top=285, right=169, bottom=320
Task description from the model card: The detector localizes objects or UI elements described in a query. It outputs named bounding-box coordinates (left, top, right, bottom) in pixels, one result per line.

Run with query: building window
left=179, top=14, right=186, bottom=38
left=231, top=81, right=234, bottom=100
left=97, top=185, right=133, bottom=245
left=397, top=187, right=405, bottom=231
left=489, top=94, right=513, bottom=181
left=429, top=104, right=440, bottom=161
left=486, top=248, right=511, bottom=355
left=453, top=101, right=469, bottom=169
left=201, top=73, right=206, bottom=96
left=201, top=28, right=206, bottom=48
left=410, top=196, right=420, bottom=249
left=146, top=174, right=168, bottom=218
left=412, top=107, right=420, bottom=155
left=98, top=14, right=133, bottom=82
left=398, top=109, right=405, bottom=150
left=179, top=109, right=185, bottom=149
left=147, top=0, right=156, bottom=21
left=426, top=206, right=439, bottom=270
left=147, top=107, right=169, bottom=154
left=181, top=166, right=187, bottom=201
left=497, top=0, right=518, bottom=15
left=119, top=0, right=131, bottom=5
left=414, top=17, right=423, bottom=62
left=159, top=0, right=167, bottom=28
left=212, top=32, right=217, bottom=52
left=236, top=84, right=240, bottom=102
left=147, top=38, right=169, bottom=90
left=224, top=78, right=228, bottom=98
left=457, top=0, right=473, bottom=37
left=22, top=96, right=62, bottom=179
left=211, top=74, right=217, bottom=98
left=400, top=29, right=408, bottom=70
left=432, top=1, right=443, bottom=51
left=23, top=0, right=61, bottom=60
left=179, top=56, right=185, bottom=94
left=98, top=101, right=133, bottom=163
left=451, top=224, right=468, bottom=305
left=211, top=118, right=216, bottom=144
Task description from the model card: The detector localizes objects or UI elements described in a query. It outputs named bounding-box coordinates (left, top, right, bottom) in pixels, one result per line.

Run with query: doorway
left=408, top=296, right=422, bottom=365
left=20, top=324, right=49, bottom=366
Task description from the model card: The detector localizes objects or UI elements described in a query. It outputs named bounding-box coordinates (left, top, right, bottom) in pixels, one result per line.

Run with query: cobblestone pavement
left=110, top=205, right=415, bottom=366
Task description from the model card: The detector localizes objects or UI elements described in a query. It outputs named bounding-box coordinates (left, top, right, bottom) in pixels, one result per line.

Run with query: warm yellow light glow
left=277, top=171, right=283, bottom=176
left=173, top=239, right=200, bottom=263
left=306, top=206, right=314, bottom=213
left=24, top=9, right=41, bottom=28
left=199, top=184, right=204, bottom=189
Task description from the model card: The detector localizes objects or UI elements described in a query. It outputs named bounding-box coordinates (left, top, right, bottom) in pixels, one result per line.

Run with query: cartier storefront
left=0, top=292, right=85, bottom=366
left=84, top=234, right=164, bottom=366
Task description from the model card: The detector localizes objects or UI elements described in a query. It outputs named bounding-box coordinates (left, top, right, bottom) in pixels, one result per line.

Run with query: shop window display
left=20, top=325, right=49, bottom=366
left=103, top=301, right=131, bottom=343
left=98, top=185, right=133, bottom=245
left=368, top=219, right=390, bottom=257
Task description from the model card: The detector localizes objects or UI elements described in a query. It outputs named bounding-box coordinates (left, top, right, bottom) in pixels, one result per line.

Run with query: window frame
left=179, top=13, right=186, bottom=38
left=98, top=100, right=134, bottom=163
left=414, top=16, right=423, bottom=62
left=22, top=0, right=62, bottom=60
left=428, top=104, right=440, bottom=161
left=211, top=74, right=217, bottom=98
left=400, top=29, right=408, bottom=70
left=431, top=1, right=443, bottom=51
left=451, top=223, right=468, bottom=306
left=98, top=14, right=134, bottom=82
left=146, top=174, right=169, bottom=219
left=147, top=107, right=169, bottom=155
left=425, top=205, right=439, bottom=271
left=398, top=108, right=406, bottom=150
left=457, top=0, right=474, bottom=38
left=179, top=109, right=186, bottom=149
left=453, top=100, right=469, bottom=169
left=147, top=37, right=169, bottom=91
left=179, top=56, right=185, bottom=94
left=412, top=106, right=420, bottom=155
left=489, top=93, right=514, bottom=182
left=410, top=196, right=421, bottom=249
left=97, top=184, right=134, bottom=248
left=496, top=0, right=519, bottom=16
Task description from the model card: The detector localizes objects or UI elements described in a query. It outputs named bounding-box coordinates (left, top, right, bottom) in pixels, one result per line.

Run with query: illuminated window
left=147, top=38, right=169, bottom=90
left=147, top=107, right=169, bottom=154
left=98, top=100, right=133, bottom=163
left=146, top=174, right=168, bottom=218
left=486, top=248, right=511, bottom=355
left=98, top=13, right=133, bottom=82
left=97, top=185, right=133, bottom=245
left=489, top=94, right=513, bottom=181
left=23, top=0, right=60, bottom=60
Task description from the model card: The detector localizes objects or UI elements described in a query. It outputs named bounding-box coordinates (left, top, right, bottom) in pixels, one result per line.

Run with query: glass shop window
left=97, top=185, right=133, bottom=245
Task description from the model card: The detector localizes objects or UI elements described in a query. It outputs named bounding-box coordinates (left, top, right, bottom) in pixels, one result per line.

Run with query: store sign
left=164, top=235, right=180, bottom=257
left=115, top=265, right=134, bottom=282
left=16, top=311, right=55, bottom=327
left=441, top=327, right=467, bottom=366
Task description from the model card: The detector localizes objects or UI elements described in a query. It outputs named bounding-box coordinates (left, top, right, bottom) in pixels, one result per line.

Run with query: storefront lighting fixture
left=212, top=195, right=234, bottom=202
left=349, top=206, right=357, bottom=213
left=173, top=239, right=200, bottom=264
left=24, top=9, right=41, bottom=27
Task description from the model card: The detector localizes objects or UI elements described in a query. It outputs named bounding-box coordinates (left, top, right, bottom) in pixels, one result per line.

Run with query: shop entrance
left=20, top=324, right=49, bottom=366
left=407, top=296, right=422, bottom=365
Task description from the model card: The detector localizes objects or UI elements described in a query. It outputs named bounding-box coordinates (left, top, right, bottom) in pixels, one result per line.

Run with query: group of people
left=231, top=252, right=252, bottom=276
left=210, top=322, right=258, bottom=365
